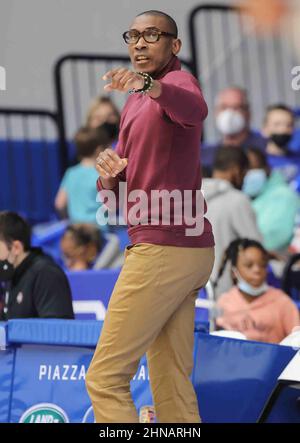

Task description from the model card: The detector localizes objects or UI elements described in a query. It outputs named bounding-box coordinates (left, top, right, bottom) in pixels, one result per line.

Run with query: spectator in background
left=202, top=147, right=262, bottom=296
left=55, top=126, right=110, bottom=230
left=262, top=104, right=300, bottom=183
left=202, top=87, right=266, bottom=170
left=60, top=224, right=103, bottom=271
left=215, top=238, right=300, bottom=344
left=86, top=96, right=120, bottom=146
left=263, top=104, right=295, bottom=156
left=0, top=211, right=74, bottom=320
left=243, top=147, right=300, bottom=252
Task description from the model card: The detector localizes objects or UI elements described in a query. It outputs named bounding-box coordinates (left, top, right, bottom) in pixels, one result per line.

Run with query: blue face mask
left=243, top=169, right=267, bottom=198
left=233, top=268, right=269, bottom=297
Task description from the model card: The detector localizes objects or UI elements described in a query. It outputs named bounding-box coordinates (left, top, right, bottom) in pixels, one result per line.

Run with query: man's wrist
left=129, top=72, right=162, bottom=98
left=130, top=72, right=153, bottom=94
left=99, top=176, right=119, bottom=190
left=146, top=80, right=162, bottom=99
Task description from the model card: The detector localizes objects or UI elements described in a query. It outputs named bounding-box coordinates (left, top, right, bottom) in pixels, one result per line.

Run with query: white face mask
left=216, top=109, right=246, bottom=136
left=242, top=169, right=267, bottom=198
left=233, top=268, right=269, bottom=297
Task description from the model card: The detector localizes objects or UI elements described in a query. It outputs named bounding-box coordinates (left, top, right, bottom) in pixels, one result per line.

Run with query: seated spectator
left=202, top=146, right=262, bottom=297
left=215, top=238, right=300, bottom=344
left=243, top=147, right=300, bottom=252
left=86, top=96, right=120, bottom=146
left=262, top=104, right=300, bottom=183
left=263, top=104, right=295, bottom=156
left=60, top=224, right=103, bottom=271
left=55, top=126, right=110, bottom=231
left=0, top=211, right=74, bottom=320
left=202, top=87, right=266, bottom=170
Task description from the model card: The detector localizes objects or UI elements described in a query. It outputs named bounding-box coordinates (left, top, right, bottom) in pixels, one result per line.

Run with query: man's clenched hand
left=96, top=148, right=128, bottom=178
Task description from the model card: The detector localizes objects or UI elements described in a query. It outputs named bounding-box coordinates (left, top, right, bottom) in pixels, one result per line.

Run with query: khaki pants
left=85, top=242, right=214, bottom=423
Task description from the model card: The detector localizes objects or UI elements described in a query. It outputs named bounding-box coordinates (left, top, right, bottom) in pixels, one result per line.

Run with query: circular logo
left=19, top=403, right=69, bottom=423
left=82, top=406, right=95, bottom=423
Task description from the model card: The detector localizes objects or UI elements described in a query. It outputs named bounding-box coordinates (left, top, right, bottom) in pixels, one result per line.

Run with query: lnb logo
left=0, top=66, right=6, bottom=91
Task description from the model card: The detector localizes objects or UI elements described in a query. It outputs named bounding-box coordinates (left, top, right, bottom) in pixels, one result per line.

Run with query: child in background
left=215, top=238, right=300, bottom=343
left=60, top=224, right=103, bottom=271
left=263, top=104, right=295, bottom=157
left=262, top=104, right=300, bottom=184
left=55, top=126, right=110, bottom=231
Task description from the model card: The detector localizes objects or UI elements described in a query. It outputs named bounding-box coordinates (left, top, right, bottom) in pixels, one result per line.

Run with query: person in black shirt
left=0, top=211, right=74, bottom=320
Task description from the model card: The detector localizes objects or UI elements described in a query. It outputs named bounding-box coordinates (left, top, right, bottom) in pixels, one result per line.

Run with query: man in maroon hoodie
left=85, top=10, right=215, bottom=423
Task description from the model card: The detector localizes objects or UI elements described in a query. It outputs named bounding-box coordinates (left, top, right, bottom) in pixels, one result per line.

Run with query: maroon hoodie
left=97, top=55, right=214, bottom=248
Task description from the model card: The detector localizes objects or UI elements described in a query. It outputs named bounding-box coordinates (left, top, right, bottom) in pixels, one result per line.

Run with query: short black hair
left=213, top=146, right=249, bottom=172
left=136, top=10, right=178, bottom=38
left=74, top=126, right=111, bottom=160
left=264, top=103, right=294, bottom=124
left=0, top=211, right=31, bottom=251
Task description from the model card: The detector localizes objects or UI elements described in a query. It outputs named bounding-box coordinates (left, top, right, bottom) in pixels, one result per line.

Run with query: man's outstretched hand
left=102, top=68, right=144, bottom=93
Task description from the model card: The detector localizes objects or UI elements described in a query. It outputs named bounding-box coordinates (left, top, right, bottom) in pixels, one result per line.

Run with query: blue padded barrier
left=0, top=140, right=61, bottom=223
left=0, top=319, right=297, bottom=423
left=193, top=332, right=297, bottom=423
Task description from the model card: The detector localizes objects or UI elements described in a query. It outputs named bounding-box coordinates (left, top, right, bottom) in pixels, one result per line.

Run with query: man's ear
left=12, top=240, right=24, bottom=256
left=172, top=38, right=182, bottom=56
left=232, top=165, right=240, bottom=180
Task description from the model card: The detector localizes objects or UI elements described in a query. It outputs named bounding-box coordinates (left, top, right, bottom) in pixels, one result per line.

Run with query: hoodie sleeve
left=150, top=71, right=208, bottom=128
left=96, top=174, right=125, bottom=211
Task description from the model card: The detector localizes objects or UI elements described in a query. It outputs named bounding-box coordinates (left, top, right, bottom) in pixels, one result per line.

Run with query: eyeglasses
left=122, top=27, right=177, bottom=44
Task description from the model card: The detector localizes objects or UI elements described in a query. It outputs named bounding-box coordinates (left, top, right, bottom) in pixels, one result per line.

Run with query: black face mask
left=270, top=133, right=292, bottom=149
left=101, top=122, right=119, bottom=140
left=0, top=259, right=14, bottom=282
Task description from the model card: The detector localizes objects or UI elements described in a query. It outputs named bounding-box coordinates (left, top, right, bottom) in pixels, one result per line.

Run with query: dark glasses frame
left=122, top=27, right=177, bottom=44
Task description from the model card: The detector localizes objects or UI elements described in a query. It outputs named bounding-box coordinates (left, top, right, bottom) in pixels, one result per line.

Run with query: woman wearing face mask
left=243, top=147, right=300, bottom=252
left=215, top=238, right=300, bottom=343
left=86, top=96, right=120, bottom=146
